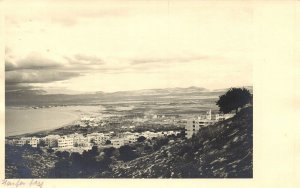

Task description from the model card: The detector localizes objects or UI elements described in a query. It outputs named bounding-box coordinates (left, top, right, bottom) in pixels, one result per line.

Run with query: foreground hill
left=110, top=106, right=253, bottom=178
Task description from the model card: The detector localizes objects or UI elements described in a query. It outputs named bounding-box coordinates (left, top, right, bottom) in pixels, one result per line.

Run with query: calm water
left=5, top=106, right=103, bottom=137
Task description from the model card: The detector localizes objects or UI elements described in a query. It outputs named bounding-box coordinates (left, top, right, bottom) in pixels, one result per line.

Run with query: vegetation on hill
left=6, top=87, right=253, bottom=178
left=110, top=106, right=253, bottom=178
left=5, top=145, right=58, bottom=178
left=6, top=106, right=252, bottom=178
left=216, top=87, right=252, bottom=114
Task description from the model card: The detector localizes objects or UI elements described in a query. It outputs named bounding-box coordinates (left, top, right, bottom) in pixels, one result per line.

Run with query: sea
left=5, top=106, right=103, bottom=137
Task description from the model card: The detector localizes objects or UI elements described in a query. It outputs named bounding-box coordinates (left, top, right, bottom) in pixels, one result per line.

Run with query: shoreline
left=5, top=106, right=83, bottom=138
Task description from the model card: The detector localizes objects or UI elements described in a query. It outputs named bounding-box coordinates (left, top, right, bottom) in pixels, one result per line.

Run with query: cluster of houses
left=74, top=116, right=105, bottom=127
left=185, top=110, right=235, bottom=138
left=6, top=109, right=234, bottom=152
left=6, top=130, right=181, bottom=153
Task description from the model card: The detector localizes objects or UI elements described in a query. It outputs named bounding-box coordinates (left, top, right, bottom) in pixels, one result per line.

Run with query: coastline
left=5, top=106, right=82, bottom=138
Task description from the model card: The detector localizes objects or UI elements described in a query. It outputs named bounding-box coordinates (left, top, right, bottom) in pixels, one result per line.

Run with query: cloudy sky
left=5, top=0, right=253, bottom=94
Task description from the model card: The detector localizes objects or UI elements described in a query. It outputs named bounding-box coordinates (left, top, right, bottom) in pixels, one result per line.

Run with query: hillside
left=110, top=106, right=253, bottom=178
left=5, top=106, right=253, bottom=178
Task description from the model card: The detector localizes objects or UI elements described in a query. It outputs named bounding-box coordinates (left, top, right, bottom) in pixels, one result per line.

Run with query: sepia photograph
left=4, top=0, right=256, bottom=180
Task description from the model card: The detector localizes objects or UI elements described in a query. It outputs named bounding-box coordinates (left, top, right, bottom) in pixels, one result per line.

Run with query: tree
left=61, top=151, right=70, bottom=159
left=216, top=87, right=252, bottom=114
left=47, top=148, right=54, bottom=153
left=38, top=139, right=46, bottom=147
left=118, top=145, right=137, bottom=162
left=137, top=136, right=146, bottom=142
left=103, top=147, right=116, bottom=157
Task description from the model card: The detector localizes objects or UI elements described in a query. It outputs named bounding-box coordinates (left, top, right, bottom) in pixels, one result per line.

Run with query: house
left=15, top=139, right=27, bottom=147
left=69, top=133, right=89, bottom=146
left=185, top=119, right=216, bottom=138
left=44, top=135, right=61, bottom=147
left=123, top=134, right=138, bottom=143
left=213, top=113, right=235, bottom=121
left=185, top=110, right=217, bottom=139
left=74, top=120, right=87, bottom=127
left=87, top=132, right=110, bottom=145
left=58, top=136, right=74, bottom=149
left=5, top=139, right=14, bottom=145
left=110, top=138, right=125, bottom=148
left=28, top=138, right=38, bottom=147
left=14, top=137, right=38, bottom=147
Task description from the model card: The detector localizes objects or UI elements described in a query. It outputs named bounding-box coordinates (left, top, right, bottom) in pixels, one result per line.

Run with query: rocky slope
left=110, top=107, right=253, bottom=178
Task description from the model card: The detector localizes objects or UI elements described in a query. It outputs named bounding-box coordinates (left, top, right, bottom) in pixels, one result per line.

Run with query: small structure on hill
left=185, top=110, right=234, bottom=138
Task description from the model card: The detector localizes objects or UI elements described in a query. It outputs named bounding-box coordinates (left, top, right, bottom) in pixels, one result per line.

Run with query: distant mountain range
left=5, top=86, right=253, bottom=106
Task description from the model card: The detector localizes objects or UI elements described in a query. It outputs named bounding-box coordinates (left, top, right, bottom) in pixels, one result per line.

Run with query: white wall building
left=14, top=137, right=39, bottom=147
left=44, top=135, right=61, bottom=147
left=124, top=135, right=138, bottom=143
left=185, top=119, right=216, bottom=139
left=58, top=136, right=74, bottom=149
left=213, top=113, right=235, bottom=121
left=87, top=132, right=110, bottom=145
left=15, top=139, right=27, bottom=147
left=185, top=110, right=235, bottom=139
left=28, top=139, right=38, bottom=147
left=110, top=138, right=125, bottom=148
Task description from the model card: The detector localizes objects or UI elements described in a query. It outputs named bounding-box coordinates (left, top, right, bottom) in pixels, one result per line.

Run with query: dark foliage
left=118, top=145, right=138, bottom=162
left=137, top=136, right=146, bottom=142
left=216, top=87, right=252, bottom=114
left=153, top=137, right=169, bottom=151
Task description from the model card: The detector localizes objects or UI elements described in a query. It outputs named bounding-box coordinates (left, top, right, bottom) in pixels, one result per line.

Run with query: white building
left=58, top=136, right=74, bottom=149
left=185, top=110, right=215, bottom=139
left=185, top=119, right=216, bottom=139
left=68, top=133, right=90, bottom=147
left=87, top=132, right=110, bottom=145
left=110, top=138, right=125, bottom=148
left=141, top=131, right=158, bottom=139
left=15, top=139, right=27, bottom=147
left=15, top=137, right=38, bottom=147
left=28, top=138, right=38, bottom=147
left=213, top=113, right=235, bottom=121
left=44, top=135, right=61, bottom=147
left=124, top=134, right=138, bottom=143
left=185, top=110, right=235, bottom=139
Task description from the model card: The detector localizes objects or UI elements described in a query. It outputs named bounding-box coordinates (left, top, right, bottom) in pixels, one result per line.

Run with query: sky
left=4, top=0, right=253, bottom=94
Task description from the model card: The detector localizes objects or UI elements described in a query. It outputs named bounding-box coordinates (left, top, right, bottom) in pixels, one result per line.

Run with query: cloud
left=5, top=3, right=129, bottom=27
left=71, top=54, right=105, bottom=65
left=5, top=83, right=36, bottom=92
left=6, top=70, right=80, bottom=84
left=130, top=56, right=211, bottom=65
left=5, top=53, right=63, bottom=71
left=50, top=7, right=128, bottom=26
left=5, top=61, right=15, bottom=71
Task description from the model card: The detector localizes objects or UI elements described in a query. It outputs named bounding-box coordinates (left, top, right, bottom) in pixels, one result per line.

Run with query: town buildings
left=110, top=138, right=125, bottom=148
left=13, top=137, right=39, bottom=147
left=44, top=135, right=61, bottom=147
left=7, top=127, right=182, bottom=151
left=58, top=136, right=74, bottom=149
left=185, top=110, right=235, bottom=138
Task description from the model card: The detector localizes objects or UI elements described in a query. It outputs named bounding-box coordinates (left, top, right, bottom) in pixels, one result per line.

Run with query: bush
left=178, top=144, right=192, bottom=156
left=153, top=138, right=169, bottom=151
left=137, top=136, right=146, bottom=142
left=103, top=147, right=116, bottom=158
left=118, top=145, right=137, bottom=162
